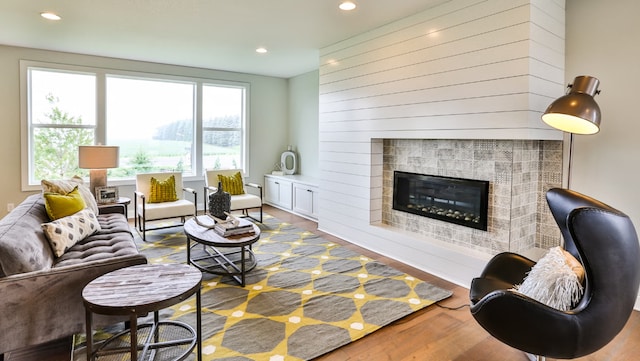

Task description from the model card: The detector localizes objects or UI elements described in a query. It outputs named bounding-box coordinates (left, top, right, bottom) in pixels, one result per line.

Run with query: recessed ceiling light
left=256, top=47, right=268, bottom=54
left=40, top=12, right=61, bottom=21
left=339, top=1, right=356, bottom=11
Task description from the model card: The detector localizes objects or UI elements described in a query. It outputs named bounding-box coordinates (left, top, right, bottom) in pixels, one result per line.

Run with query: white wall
left=0, top=45, right=288, bottom=213
left=565, top=0, right=640, bottom=309
left=566, top=0, right=640, bottom=228
left=317, top=0, right=565, bottom=287
left=288, top=70, right=320, bottom=178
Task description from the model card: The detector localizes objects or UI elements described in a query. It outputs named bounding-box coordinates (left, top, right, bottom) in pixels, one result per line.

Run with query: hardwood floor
left=6, top=205, right=640, bottom=360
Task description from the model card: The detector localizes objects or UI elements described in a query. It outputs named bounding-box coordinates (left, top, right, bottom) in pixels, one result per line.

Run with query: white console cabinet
left=264, top=174, right=319, bottom=221
left=293, top=182, right=319, bottom=219
left=264, top=175, right=292, bottom=209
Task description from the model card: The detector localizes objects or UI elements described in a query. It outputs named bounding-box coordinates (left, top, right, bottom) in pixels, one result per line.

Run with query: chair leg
left=244, top=207, right=263, bottom=223
left=139, top=215, right=147, bottom=242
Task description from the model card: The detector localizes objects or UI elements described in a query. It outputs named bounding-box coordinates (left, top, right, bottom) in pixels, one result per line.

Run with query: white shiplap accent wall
left=317, top=0, right=565, bottom=287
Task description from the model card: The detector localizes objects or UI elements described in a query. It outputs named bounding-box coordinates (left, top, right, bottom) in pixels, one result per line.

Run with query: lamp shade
left=542, top=76, right=601, bottom=135
left=78, top=145, right=119, bottom=169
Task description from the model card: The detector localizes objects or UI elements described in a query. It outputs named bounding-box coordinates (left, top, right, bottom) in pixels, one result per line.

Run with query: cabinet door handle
left=307, top=189, right=312, bottom=192
left=275, top=182, right=280, bottom=185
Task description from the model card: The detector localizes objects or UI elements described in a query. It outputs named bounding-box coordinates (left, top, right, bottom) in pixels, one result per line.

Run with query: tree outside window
left=28, top=68, right=96, bottom=184
left=33, top=95, right=93, bottom=180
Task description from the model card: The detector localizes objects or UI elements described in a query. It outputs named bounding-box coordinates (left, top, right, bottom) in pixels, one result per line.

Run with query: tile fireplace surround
left=382, top=139, right=563, bottom=257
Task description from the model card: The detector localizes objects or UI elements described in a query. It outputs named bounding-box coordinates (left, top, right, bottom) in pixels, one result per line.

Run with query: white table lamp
left=78, top=145, right=119, bottom=196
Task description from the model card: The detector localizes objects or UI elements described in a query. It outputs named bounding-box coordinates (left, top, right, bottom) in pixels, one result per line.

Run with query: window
left=202, top=84, right=246, bottom=170
left=21, top=61, right=250, bottom=189
left=26, top=68, right=96, bottom=184
left=106, top=76, right=195, bottom=177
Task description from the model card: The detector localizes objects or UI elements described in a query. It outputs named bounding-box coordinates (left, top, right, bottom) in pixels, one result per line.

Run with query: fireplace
left=392, top=171, right=490, bottom=231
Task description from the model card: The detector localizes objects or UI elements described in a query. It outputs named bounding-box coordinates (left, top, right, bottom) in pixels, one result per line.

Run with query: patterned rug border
left=74, top=213, right=452, bottom=361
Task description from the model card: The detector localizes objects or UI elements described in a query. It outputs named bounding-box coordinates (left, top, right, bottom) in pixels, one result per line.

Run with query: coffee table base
left=92, top=318, right=196, bottom=361
left=188, top=243, right=257, bottom=286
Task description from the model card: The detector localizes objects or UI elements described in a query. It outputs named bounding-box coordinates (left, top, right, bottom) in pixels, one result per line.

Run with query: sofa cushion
left=42, top=209, right=101, bottom=257
left=43, top=186, right=86, bottom=220
left=0, top=194, right=55, bottom=277
left=54, top=213, right=139, bottom=267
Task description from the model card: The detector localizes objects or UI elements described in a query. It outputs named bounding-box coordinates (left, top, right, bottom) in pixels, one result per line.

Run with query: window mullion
left=95, top=71, right=107, bottom=144
left=195, top=82, right=203, bottom=177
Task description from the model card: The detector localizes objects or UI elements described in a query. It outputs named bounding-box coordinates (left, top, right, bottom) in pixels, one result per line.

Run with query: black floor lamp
left=542, top=75, right=602, bottom=187
left=527, top=75, right=603, bottom=361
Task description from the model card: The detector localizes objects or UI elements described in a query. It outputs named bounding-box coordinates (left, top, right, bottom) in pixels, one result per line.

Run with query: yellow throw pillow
left=218, top=172, right=245, bottom=195
left=41, top=176, right=98, bottom=215
left=149, top=175, right=178, bottom=203
left=43, top=186, right=86, bottom=220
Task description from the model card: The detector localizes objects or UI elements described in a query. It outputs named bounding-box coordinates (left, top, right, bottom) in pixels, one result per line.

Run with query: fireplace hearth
left=392, top=171, right=489, bottom=231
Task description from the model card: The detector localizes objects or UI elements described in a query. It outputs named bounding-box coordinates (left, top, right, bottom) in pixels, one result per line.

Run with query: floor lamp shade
left=78, top=145, right=119, bottom=196
left=542, top=76, right=601, bottom=135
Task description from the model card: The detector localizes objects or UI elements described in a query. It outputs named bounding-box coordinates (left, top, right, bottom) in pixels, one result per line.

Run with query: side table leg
left=187, top=235, right=191, bottom=265
left=85, top=310, right=93, bottom=361
left=154, top=310, right=160, bottom=343
left=241, top=246, right=246, bottom=286
left=197, top=287, right=202, bottom=361
left=130, top=314, right=138, bottom=361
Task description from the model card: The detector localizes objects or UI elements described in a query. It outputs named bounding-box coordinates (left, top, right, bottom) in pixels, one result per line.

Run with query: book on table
left=214, top=216, right=255, bottom=237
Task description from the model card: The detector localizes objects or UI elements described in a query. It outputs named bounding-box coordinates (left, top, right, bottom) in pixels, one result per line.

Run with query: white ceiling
left=0, top=0, right=448, bottom=78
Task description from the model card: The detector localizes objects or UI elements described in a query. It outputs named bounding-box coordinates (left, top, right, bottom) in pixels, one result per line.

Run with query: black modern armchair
left=469, top=188, right=640, bottom=360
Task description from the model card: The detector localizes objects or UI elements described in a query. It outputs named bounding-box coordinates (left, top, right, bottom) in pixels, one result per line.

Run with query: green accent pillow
left=41, top=176, right=98, bottom=215
left=43, top=186, right=86, bottom=220
left=218, top=172, right=245, bottom=195
left=149, top=175, right=178, bottom=203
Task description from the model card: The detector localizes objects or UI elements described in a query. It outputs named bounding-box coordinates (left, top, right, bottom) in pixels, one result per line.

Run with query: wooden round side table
left=82, top=263, right=202, bottom=361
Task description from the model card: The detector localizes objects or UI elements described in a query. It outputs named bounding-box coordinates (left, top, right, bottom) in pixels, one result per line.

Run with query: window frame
left=201, top=82, right=248, bottom=174
left=20, top=60, right=251, bottom=191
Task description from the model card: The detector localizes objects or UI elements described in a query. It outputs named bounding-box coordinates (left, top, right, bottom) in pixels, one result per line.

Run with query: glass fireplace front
left=392, top=171, right=489, bottom=231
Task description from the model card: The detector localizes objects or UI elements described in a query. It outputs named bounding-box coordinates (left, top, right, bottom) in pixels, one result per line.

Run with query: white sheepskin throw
left=515, top=247, right=584, bottom=311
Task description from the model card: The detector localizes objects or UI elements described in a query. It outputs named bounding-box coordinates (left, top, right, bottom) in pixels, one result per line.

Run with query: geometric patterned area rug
left=74, top=213, right=452, bottom=361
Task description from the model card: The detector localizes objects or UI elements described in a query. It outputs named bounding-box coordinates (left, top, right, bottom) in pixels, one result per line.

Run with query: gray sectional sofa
left=0, top=193, right=147, bottom=356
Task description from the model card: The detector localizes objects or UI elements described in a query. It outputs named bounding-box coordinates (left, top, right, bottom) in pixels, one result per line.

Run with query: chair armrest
left=182, top=188, right=198, bottom=215
left=480, top=252, right=535, bottom=285
left=244, top=183, right=263, bottom=200
left=470, top=290, right=580, bottom=358
left=134, top=190, right=146, bottom=201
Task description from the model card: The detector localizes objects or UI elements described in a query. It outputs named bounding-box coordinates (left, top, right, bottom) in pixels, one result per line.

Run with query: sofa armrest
left=0, top=254, right=147, bottom=354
